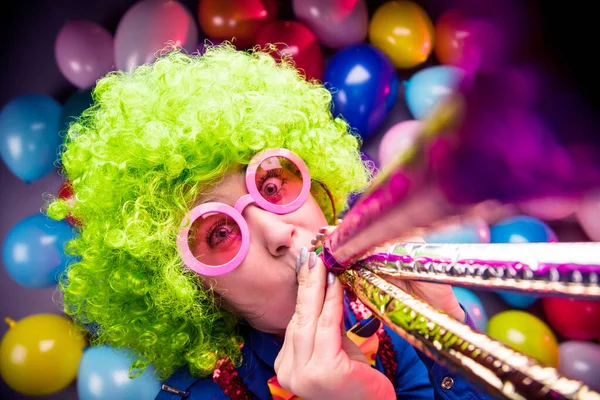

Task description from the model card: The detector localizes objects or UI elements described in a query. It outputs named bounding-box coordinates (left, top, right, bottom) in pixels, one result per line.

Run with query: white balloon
left=115, top=0, right=198, bottom=71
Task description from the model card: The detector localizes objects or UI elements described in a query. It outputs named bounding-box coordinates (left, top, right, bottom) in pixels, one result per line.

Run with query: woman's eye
left=206, top=221, right=239, bottom=248
left=262, top=179, right=282, bottom=197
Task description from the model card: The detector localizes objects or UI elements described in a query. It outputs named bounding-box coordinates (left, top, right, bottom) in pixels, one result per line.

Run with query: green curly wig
left=47, top=44, right=370, bottom=379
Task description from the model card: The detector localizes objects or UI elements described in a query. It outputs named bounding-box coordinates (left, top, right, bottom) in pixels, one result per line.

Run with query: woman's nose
left=244, top=206, right=296, bottom=257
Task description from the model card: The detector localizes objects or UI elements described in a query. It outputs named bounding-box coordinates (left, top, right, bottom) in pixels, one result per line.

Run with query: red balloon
left=57, top=180, right=79, bottom=227
left=542, top=298, right=600, bottom=340
left=255, top=20, right=323, bottom=81
left=198, top=0, right=278, bottom=48
left=434, top=9, right=481, bottom=74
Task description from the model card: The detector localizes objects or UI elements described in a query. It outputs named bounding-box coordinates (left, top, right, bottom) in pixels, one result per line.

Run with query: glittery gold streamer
left=342, top=268, right=600, bottom=400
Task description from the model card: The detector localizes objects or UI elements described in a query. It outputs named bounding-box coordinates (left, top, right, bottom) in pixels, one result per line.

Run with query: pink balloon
left=558, top=341, right=600, bottom=391
left=576, top=191, right=600, bottom=241
left=518, top=196, right=579, bottom=221
left=115, top=0, right=198, bottom=71
left=54, top=20, right=114, bottom=89
left=292, top=0, right=368, bottom=49
left=378, top=120, right=424, bottom=167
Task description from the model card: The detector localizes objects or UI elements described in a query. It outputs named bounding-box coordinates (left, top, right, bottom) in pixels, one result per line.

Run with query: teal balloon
left=78, top=345, right=161, bottom=400
left=0, top=94, right=62, bottom=182
left=405, top=65, right=463, bottom=119
left=498, top=291, right=537, bottom=308
left=2, top=213, right=79, bottom=288
left=453, top=287, right=488, bottom=331
left=61, top=89, right=93, bottom=134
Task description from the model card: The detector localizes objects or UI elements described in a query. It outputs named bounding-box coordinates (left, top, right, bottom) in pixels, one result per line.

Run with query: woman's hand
left=312, top=226, right=465, bottom=322
left=274, top=249, right=395, bottom=400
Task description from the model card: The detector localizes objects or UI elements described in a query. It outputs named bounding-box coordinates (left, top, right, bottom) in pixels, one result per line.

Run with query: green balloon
left=487, top=310, right=559, bottom=367
left=60, top=89, right=94, bottom=134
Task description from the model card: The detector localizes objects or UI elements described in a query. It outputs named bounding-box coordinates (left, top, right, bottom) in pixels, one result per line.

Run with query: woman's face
left=193, top=170, right=328, bottom=336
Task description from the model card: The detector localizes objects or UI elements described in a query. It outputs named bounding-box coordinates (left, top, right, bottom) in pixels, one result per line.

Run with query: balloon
left=404, top=65, right=463, bottom=120
left=487, top=310, right=559, bottom=367
left=518, top=195, right=579, bottom=221
left=255, top=20, right=323, bottom=81
left=58, top=180, right=79, bottom=226
left=452, top=287, right=488, bottom=332
left=2, top=213, right=79, bottom=288
left=576, top=190, right=600, bottom=241
left=434, top=9, right=481, bottom=74
left=60, top=89, right=94, bottom=134
left=368, top=1, right=434, bottom=69
left=54, top=20, right=114, bottom=89
left=0, top=314, right=86, bottom=396
left=78, top=345, right=161, bottom=400
left=542, top=298, right=600, bottom=340
left=115, top=0, right=198, bottom=71
left=424, top=217, right=490, bottom=244
left=0, top=94, right=62, bottom=182
left=324, top=44, right=399, bottom=139
left=491, top=215, right=555, bottom=307
left=292, top=0, right=368, bottom=49
left=490, top=215, right=557, bottom=243
left=558, top=341, right=600, bottom=391
left=198, top=0, right=278, bottom=48
left=497, top=292, right=537, bottom=308
left=378, top=120, right=424, bottom=167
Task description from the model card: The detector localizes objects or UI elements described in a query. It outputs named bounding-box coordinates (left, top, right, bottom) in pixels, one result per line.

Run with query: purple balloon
left=292, top=0, right=368, bottom=49
left=114, top=0, right=198, bottom=71
left=558, top=341, right=600, bottom=391
left=54, top=20, right=114, bottom=89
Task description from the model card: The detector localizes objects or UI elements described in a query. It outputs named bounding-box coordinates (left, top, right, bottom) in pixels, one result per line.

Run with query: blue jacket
left=156, top=294, right=490, bottom=399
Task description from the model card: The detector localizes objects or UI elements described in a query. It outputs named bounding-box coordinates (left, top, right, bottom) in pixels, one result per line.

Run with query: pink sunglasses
left=177, top=148, right=313, bottom=276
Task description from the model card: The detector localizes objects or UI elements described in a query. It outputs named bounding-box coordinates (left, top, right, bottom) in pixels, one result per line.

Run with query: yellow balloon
left=369, top=1, right=435, bottom=69
left=0, top=314, right=87, bottom=396
left=487, top=310, right=559, bottom=367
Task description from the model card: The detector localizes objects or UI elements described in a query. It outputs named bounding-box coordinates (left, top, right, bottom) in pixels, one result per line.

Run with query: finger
left=313, top=270, right=345, bottom=360
left=292, top=249, right=327, bottom=368
left=274, top=311, right=298, bottom=380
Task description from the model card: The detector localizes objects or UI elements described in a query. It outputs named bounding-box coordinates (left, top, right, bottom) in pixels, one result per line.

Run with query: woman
left=48, top=44, right=488, bottom=399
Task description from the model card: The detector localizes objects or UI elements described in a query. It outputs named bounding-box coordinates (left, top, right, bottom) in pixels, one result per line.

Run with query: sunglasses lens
left=254, top=156, right=304, bottom=206
left=188, top=211, right=243, bottom=266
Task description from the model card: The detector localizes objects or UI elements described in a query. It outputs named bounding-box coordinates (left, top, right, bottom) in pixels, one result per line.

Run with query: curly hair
left=46, top=44, right=370, bottom=379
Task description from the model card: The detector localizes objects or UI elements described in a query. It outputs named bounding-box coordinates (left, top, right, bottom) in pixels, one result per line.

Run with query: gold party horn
left=341, top=268, right=600, bottom=400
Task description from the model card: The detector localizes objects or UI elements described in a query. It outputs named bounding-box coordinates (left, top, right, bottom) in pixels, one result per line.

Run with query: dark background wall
left=1, top=1, right=597, bottom=399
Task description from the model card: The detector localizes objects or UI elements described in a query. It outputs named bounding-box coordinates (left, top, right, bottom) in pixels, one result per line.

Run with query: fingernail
left=308, top=252, right=317, bottom=269
left=296, top=247, right=308, bottom=274
left=327, top=272, right=335, bottom=285
left=310, top=238, right=317, bottom=245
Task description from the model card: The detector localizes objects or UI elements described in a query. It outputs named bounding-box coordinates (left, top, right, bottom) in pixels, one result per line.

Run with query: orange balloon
left=368, top=1, right=434, bottom=69
left=198, top=0, right=278, bottom=48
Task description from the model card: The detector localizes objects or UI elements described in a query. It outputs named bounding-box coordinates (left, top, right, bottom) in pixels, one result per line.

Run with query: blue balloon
left=0, top=94, right=62, bottom=182
left=405, top=65, right=463, bottom=120
left=490, top=215, right=555, bottom=306
left=324, top=44, right=399, bottom=139
left=490, top=215, right=556, bottom=243
left=78, top=345, right=161, bottom=400
left=424, top=220, right=489, bottom=244
left=2, top=213, right=78, bottom=288
left=497, top=291, right=537, bottom=308
left=452, top=287, right=488, bottom=332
